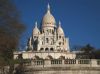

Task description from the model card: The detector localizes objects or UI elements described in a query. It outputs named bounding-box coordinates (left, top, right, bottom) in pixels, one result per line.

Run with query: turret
left=57, top=21, right=64, bottom=36
left=32, top=21, right=40, bottom=37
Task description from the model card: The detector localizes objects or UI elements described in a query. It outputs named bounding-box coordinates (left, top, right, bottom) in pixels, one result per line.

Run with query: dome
left=33, top=22, right=40, bottom=35
left=42, top=4, right=56, bottom=27
left=57, top=21, right=64, bottom=35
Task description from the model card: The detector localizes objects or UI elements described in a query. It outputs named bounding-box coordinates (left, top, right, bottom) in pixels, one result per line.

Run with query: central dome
left=42, top=4, right=56, bottom=27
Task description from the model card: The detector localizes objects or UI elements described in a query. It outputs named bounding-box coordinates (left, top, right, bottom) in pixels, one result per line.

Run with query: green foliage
left=0, top=0, right=26, bottom=74
left=93, top=49, right=100, bottom=59
left=75, top=44, right=96, bottom=59
left=26, top=48, right=32, bottom=51
left=80, top=44, right=95, bottom=53
left=14, top=59, right=31, bottom=64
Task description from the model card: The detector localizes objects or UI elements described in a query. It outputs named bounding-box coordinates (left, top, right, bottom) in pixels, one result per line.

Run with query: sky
left=13, top=0, right=100, bottom=50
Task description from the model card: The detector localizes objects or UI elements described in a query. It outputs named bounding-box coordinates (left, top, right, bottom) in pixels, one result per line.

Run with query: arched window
left=33, top=55, right=40, bottom=60
left=59, top=36, right=61, bottom=38
left=50, top=48, right=54, bottom=51
left=50, top=29, right=51, bottom=33
left=45, top=48, right=49, bottom=51
left=59, top=42, right=61, bottom=45
left=59, top=56, right=65, bottom=60
left=45, top=55, right=53, bottom=60
left=52, top=30, right=54, bottom=34
left=46, top=38, right=49, bottom=43
left=42, top=42, right=43, bottom=45
left=40, top=48, right=44, bottom=51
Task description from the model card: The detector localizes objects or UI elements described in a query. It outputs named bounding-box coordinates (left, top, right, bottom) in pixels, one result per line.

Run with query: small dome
left=33, top=22, right=40, bottom=35
left=57, top=21, right=64, bottom=35
left=42, top=4, right=56, bottom=27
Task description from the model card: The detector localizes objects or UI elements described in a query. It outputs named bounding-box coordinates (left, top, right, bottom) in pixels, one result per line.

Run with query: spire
left=47, top=3, right=50, bottom=14
left=35, top=21, right=38, bottom=28
left=48, top=3, right=50, bottom=10
left=58, top=21, right=61, bottom=27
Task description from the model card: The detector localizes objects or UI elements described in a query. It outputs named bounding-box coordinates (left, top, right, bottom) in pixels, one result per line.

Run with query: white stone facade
left=14, top=51, right=76, bottom=59
left=14, top=4, right=76, bottom=60
left=28, top=4, right=70, bottom=52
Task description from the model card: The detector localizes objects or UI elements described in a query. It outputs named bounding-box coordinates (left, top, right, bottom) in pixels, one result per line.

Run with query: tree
left=78, top=44, right=95, bottom=59
left=93, top=49, right=100, bottom=59
left=14, top=54, right=25, bottom=74
left=80, top=44, right=95, bottom=53
left=0, top=0, right=26, bottom=73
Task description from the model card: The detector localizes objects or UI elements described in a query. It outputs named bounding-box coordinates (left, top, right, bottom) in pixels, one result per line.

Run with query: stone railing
left=23, top=59, right=100, bottom=68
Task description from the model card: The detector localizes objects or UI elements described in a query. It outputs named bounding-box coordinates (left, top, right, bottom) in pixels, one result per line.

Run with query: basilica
left=14, top=4, right=76, bottom=60
left=13, top=4, right=100, bottom=74
left=28, top=4, right=69, bottom=53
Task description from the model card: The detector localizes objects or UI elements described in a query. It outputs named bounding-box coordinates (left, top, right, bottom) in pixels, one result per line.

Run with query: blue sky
left=13, top=0, right=100, bottom=50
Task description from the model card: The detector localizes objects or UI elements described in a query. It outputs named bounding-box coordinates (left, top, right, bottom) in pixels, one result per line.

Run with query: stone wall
left=24, top=71, right=100, bottom=74
left=22, top=59, right=100, bottom=74
left=24, top=67, right=100, bottom=74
